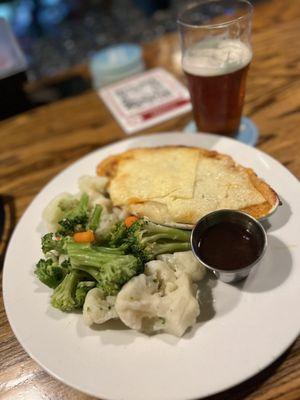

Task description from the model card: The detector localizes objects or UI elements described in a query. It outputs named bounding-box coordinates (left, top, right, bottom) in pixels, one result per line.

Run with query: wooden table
left=1, top=0, right=300, bottom=398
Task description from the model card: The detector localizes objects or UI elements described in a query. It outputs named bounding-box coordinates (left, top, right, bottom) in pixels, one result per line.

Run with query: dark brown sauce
left=197, top=222, right=261, bottom=270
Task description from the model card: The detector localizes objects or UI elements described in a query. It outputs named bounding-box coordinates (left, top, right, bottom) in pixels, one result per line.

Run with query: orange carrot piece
left=73, top=230, right=95, bottom=243
left=124, top=216, right=139, bottom=228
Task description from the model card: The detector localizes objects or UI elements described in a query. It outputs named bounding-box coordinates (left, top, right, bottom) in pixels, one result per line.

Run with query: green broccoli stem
left=69, top=249, right=138, bottom=273
left=150, top=241, right=191, bottom=257
left=73, top=265, right=102, bottom=282
left=79, top=192, right=89, bottom=210
left=70, top=251, right=118, bottom=268
left=51, top=271, right=80, bottom=312
left=93, top=245, right=126, bottom=255
left=67, top=243, right=127, bottom=267
left=68, top=242, right=125, bottom=255
left=142, top=222, right=191, bottom=242
left=88, top=204, right=102, bottom=231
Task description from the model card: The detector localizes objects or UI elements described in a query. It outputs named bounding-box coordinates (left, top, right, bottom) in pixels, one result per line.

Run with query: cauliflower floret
left=154, top=273, right=199, bottom=335
left=78, top=175, right=111, bottom=210
left=78, top=175, right=108, bottom=196
left=115, top=260, right=200, bottom=337
left=112, top=206, right=129, bottom=221
left=92, top=195, right=112, bottom=211
left=78, top=176, right=130, bottom=236
left=42, top=193, right=76, bottom=232
left=83, top=288, right=117, bottom=326
left=95, top=206, right=129, bottom=240
left=145, top=260, right=177, bottom=293
left=157, top=251, right=205, bottom=282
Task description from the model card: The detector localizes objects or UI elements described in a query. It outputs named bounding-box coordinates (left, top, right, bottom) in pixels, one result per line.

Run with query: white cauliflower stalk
left=83, top=288, right=117, bottom=326
left=115, top=260, right=200, bottom=337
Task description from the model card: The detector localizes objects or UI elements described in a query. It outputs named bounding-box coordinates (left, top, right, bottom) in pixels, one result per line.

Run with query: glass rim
left=177, top=0, right=253, bottom=30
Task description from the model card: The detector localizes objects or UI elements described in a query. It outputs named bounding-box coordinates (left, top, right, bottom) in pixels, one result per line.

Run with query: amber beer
left=183, top=39, right=252, bottom=136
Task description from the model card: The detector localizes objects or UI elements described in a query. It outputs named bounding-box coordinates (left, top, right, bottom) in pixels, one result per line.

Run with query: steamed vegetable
left=67, top=242, right=142, bottom=296
left=124, top=215, right=139, bottom=228
left=109, top=218, right=191, bottom=263
left=51, top=271, right=81, bottom=312
left=83, top=288, right=117, bottom=326
left=73, top=230, right=95, bottom=243
left=41, top=233, right=69, bottom=254
left=126, top=219, right=191, bottom=262
left=58, top=193, right=89, bottom=235
left=35, top=258, right=69, bottom=288
left=75, top=281, right=96, bottom=307
left=115, top=259, right=200, bottom=337
left=88, top=204, right=102, bottom=231
left=35, top=182, right=195, bottom=326
left=109, top=221, right=129, bottom=248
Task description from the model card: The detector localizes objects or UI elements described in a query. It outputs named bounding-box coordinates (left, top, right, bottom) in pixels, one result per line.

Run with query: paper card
left=99, top=68, right=191, bottom=134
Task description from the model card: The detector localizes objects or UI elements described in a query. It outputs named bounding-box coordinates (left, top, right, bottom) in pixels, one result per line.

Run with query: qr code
left=115, top=77, right=172, bottom=110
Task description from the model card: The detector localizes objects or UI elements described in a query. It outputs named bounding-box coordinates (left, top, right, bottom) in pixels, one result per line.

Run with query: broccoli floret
left=67, top=242, right=142, bottom=296
left=35, top=258, right=69, bottom=288
left=126, top=219, right=191, bottom=262
left=58, top=193, right=89, bottom=235
left=51, top=271, right=81, bottom=312
left=60, top=258, right=71, bottom=269
left=75, top=281, right=96, bottom=307
left=88, top=204, right=102, bottom=232
left=41, top=233, right=70, bottom=255
left=109, top=221, right=129, bottom=247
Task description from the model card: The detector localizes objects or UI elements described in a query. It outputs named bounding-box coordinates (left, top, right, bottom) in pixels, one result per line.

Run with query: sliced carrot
left=124, top=215, right=139, bottom=228
left=73, top=230, right=95, bottom=243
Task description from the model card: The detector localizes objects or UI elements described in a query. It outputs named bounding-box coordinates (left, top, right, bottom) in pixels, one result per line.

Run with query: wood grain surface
left=1, top=0, right=300, bottom=399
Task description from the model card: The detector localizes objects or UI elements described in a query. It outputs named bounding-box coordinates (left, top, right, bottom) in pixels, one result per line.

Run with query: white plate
left=3, top=133, right=300, bottom=400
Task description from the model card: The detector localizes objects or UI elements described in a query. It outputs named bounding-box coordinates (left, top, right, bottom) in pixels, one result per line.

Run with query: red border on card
left=141, top=99, right=190, bottom=120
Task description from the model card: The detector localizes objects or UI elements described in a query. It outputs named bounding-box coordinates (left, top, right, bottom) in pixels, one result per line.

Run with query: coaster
left=99, top=68, right=191, bottom=134
left=183, top=117, right=259, bottom=146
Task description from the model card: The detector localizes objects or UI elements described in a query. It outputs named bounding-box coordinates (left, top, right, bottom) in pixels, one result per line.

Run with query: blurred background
left=0, top=0, right=181, bottom=80
left=0, top=0, right=262, bottom=119
left=0, top=0, right=187, bottom=119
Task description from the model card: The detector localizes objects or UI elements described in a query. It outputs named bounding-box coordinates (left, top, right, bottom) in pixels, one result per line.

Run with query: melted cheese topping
left=123, top=153, right=266, bottom=224
left=153, top=157, right=265, bottom=223
left=109, top=147, right=200, bottom=205
left=102, top=147, right=269, bottom=224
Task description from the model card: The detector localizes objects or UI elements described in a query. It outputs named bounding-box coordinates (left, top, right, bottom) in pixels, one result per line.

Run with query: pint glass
left=178, top=0, right=253, bottom=136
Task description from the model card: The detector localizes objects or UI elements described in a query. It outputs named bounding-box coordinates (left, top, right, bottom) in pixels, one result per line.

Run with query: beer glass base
left=183, top=117, right=259, bottom=147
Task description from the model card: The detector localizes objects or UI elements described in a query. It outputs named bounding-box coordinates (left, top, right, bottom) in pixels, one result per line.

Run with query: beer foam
left=183, top=39, right=252, bottom=77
